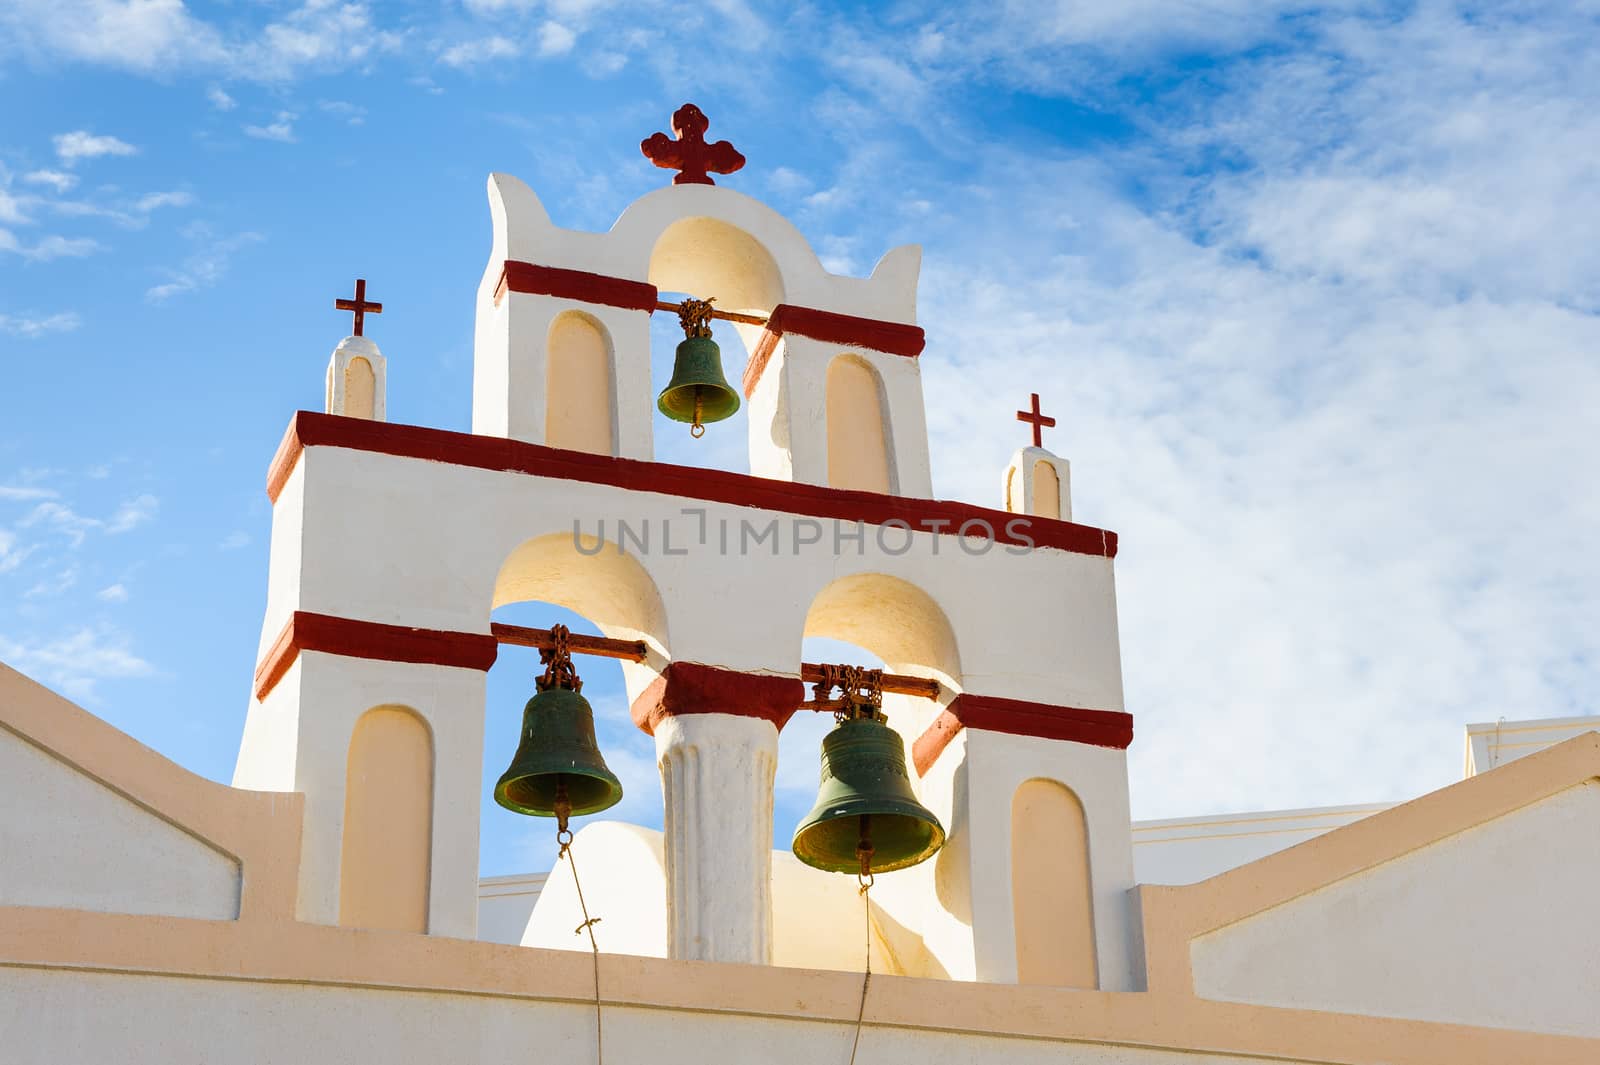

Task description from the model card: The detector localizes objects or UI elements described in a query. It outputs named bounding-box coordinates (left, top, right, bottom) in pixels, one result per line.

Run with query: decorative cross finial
left=1017, top=392, right=1056, bottom=449
left=641, top=103, right=745, bottom=186
left=335, top=278, right=383, bottom=337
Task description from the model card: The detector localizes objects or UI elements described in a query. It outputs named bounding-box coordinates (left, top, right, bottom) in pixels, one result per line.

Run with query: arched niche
left=545, top=311, right=615, bottom=455
left=1031, top=460, right=1061, bottom=519
left=803, top=573, right=960, bottom=686
left=344, top=356, right=375, bottom=420
left=825, top=355, right=892, bottom=494
left=648, top=216, right=786, bottom=359
left=340, top=705, right=433, bottom=932
left=1011, top=778, right=1097, bottom=988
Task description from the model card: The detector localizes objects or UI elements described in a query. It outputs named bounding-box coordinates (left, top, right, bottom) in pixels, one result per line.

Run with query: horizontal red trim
left=630, top=662, right=805, bottom=735
left=266, top=412, right=1118, bottom=559
left=494, top=261, right=659, bottom=313
left=912, top=694, right=1133, bottom=776
left=254, top=611, right=500, bottom=701
left=742, top=303, right=926, bottom=397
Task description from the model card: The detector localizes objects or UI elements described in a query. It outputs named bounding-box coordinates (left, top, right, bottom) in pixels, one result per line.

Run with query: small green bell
left=658, top=297, right=739, bottom=437
left=493, top=626, right=623, bottom=820
left=792, top=713, right=945, bottom=875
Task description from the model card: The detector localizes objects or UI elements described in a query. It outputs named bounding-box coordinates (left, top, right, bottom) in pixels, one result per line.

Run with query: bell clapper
left=856, top=821, right=875, bottom=894
left=690, top=390, right=705, bottom=438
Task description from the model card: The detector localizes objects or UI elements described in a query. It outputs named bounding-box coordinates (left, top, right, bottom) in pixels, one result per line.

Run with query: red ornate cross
left=641, top=103, right=746, bottom=186
left=1017, top=392, right=1056, bottom=448
left=335, top=278, right=382, bottom=337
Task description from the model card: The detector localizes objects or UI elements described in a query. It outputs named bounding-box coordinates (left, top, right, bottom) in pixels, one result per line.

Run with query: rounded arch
left=648, top=216, right=785, bottom=316
left=493, top=532, right=669, bottom=665
left=341, top=704, right=434, bottom=933
left=545, top=310, right=615, bottom=455
left=802, top=572, right=960, bottom=684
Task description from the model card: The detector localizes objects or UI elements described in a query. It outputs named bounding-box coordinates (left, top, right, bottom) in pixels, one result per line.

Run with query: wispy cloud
left=0, top=229, right=103, bottom=261
left=146, top=224, right=263, bottom=302
left=218, top=530, right=251, bottom=550
left=106, top=493, right=158, bottom=533
left=0, top=626, right=156, bottom=703
left=244, top=111, right=297, bottom=142
left=19, top=500, right=101, bottom=547
left=97, top=583, right=129, bottom=602
left=22, top=169, right=76, bottom=193
left=0, top=484, right=59, bottom=501
left=53, top=130, right=137, bottom=164
left=0, top=311, right=81, bottom=337
left=537, top=21, right=575, bottom=57
left=207, top=85, right=237, bottom=111
left=134, top=190, right=193, bottom=213
left=318, top=99, right=366, bottom=125
left=439, top=35, right=519, bottom=68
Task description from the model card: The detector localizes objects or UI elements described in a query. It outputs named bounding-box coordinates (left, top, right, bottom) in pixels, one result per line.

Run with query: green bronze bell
left=494, top=627, right=623, bottom=820
left=792, top=713, right=945, bottom=875
left=658, top=298, right=739, bottom=437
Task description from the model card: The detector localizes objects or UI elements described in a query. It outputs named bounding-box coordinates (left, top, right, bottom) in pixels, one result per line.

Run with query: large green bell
left=657, top=334, right=740, bottom=433
left=792, top=714, right=945, bottom=875
left=493, top=685, right=623, bottom=818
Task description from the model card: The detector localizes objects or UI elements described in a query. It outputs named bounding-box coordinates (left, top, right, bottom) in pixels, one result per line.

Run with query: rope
left=559, top=824, right=604, bottom=1065
left=848, top=854, right=874, bottom=1065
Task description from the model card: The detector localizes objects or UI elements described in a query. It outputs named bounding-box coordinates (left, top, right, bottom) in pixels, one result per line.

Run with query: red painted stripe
left=494, top=261, right=659, bottom=312
left=253, top=611, right=499, bottom=701
left=265, top=412, right=1119, bottom=558
left=742, top=303, right=925, bottom=397
left=630, top=662, right=805, bottom=735
left=912, top=694, right=1133, bottom=776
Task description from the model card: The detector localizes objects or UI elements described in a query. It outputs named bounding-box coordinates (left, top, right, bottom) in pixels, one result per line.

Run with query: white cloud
left=537, top=21, right=575, bottom=57
left=439, top=35, right=519, bottom=68
left=0, top=625, right=155, bottom=703
left=17, top=234, right=102, bottom=260
left=97, top=583, right=129, bottom=602
left=134, top=190, right=193, bottom=212
left=207, top=85, right=237, bottom=110
left=22, top=169, right=77, bottom=192
left=19, top=501, right=101, bottom=546
left=25, top=566, right=78, bottom=599
left=145, top=226, right=262, bottom=301
left=0, top=529, right=33, bottom=574
left=0, top=311, right=81, bottom=337
left=53, top=130, right=137, bottom=164
left=106, top=493, right=158, bottom=533
left=218, top=530, right=251, bottom=550
left=318, top=99, right=366, bottom=125
left=0, top=484, right=59, bottom=501
left=244, top=111, right=297, bottom=142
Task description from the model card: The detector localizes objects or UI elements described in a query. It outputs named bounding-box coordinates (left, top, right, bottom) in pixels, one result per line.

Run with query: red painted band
left=912, top=694, right=1133, bottom=776
left=254, top=611, right=500, bottom=701
left=742, top=303, right=926, bottom=398
left=494, top=261, right=659, bottom=313
left=265, top=412, right=1119, bottom=559
left=630, top=662, right=805, bottom=735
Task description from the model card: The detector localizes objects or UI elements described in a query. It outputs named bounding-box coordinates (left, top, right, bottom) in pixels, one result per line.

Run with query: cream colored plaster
left=545, top=311, right=615, bottom=455
left=339, top=707, right=433, bottom=933
left=1002, top=446, right=1071, bottom=521
left=344, top=357, right=375, bottom=419
left=0, top=724, right=240, bottom=920
left=825, top=355, right=893, bottom=493
left=1032, top=460, right=1061, bottom=519
left=1011, top=778, right=1097, bottom=988
left=324, top=335, right=386, bottom=422
left=1192, top=779, right=1600, bottom=1036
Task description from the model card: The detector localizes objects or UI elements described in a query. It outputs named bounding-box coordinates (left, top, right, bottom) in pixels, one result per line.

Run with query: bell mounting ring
left=677, top=296, right=716, bottom=338
left=812, top=663, right=887, bottom=724
left=537, top=623, right=583, bottom=693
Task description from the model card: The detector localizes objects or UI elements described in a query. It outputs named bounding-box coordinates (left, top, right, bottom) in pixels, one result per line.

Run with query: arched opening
left=647, top=218, right=785, bottom=475
left=1031, top=460, right=1061, bottom=520
left=826, top=355, right=892, bottom=494
left=344, top=356, right=375, bottom=420
left=1011, top=778, right=1097, bottom=988
left=340, top=705, right=433, bottom=932
left=479, top=534, right=671, bottom=944
left=545, top=311, right=614, bottom=455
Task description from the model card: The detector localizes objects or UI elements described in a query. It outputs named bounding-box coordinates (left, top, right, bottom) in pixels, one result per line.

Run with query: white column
left=654, top=712, right=778, bottom=964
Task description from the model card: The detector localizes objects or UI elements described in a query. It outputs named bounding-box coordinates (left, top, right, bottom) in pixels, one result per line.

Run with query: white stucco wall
left=477, top=873, right=547, bottom=945
left=0, top=726, right=240, bottom=920
left=0, top=967, right=1320, bottom=1065
left=1132, top=803, right=1392, bottom=885
left=1191, top=779, right=1600, bottom=1037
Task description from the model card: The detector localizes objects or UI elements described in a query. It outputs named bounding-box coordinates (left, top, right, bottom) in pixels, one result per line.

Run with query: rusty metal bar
left=653, top=298, right=769, bottom=327
left=491, top=622, right=648, bottom=663
left=490, top=624, right=943, bottom=701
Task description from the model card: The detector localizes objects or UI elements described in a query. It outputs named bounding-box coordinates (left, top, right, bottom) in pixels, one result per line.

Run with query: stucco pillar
left=655, top=713, right=779, bottom=963
left=632, top=662, right=804, bottom=965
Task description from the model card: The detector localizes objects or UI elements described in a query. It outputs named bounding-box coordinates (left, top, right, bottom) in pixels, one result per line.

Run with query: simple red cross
left=640, top=103, right=746, bottom=186
left=1017, top=393, right=1056, bottom=448
left=335, top=278, right=382, bottom=337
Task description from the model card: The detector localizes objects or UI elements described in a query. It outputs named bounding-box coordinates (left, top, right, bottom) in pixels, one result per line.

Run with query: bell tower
left=238, top=106, right=1138, bottom=987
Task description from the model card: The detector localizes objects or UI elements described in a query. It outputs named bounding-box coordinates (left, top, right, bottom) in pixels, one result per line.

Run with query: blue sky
left=2, top=0, right=1597, bottom=877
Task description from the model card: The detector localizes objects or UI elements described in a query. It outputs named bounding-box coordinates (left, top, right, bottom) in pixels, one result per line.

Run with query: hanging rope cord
left=849, top=845, right=874, bottom=1065
left=557, top=813, right=604, bottom=1065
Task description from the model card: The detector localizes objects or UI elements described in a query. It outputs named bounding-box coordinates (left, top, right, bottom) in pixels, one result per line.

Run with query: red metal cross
left=1017, top=392, right=1056, bottom=448
left=335, top=278, right=383, bottom=337
left=641, top=103, right=746, bottom=186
